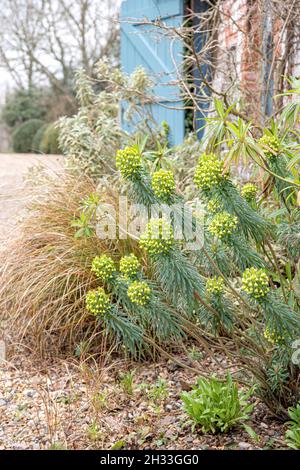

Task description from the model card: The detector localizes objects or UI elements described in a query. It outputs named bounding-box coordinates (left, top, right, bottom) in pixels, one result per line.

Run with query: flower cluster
left=86, top=288, right=110, bottom=316
left=206, top=276, right=225, bottom=295
left=127, top=281, right=151, bottom=306
left=116, top=146, right=142, bottom=179
left=242, top=267, right=270, bottom=299
left=207, top=198, right=222, bottom=214
left=119, top=254, right=140, bottom=279
left=264, top=326, right=285, bottom=345
left=151, top=169, right=175, bottom=201
left=139, top=219, right=174, bottom=255
left=258, top=134, right=280, bottom=159
left=91, top=255, right=115, bottom=282
left=241, top=183, right=258, bottom=202
left=209, top=212, right=238, bottom=240
left=194, top=153, right=224, bottom=191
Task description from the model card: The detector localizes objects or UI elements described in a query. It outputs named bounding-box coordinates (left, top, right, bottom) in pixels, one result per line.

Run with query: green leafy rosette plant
left=181, top=374, right=255, bottom=434
left=285, top=404, right=300, bottom=449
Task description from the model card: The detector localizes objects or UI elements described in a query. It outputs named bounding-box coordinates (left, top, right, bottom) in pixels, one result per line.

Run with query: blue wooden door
left=121, top=0, right=185, bottom=146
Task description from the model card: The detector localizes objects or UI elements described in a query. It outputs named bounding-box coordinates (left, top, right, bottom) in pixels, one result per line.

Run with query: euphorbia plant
left=110, top=126, right=300, bottom=418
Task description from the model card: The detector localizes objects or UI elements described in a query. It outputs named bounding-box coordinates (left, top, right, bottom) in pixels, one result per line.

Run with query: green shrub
left=39, top=123, right=61, bottom=154
left=12, top=119, right=45, bottom=153
left=181, top=375, right=255, bottom=434
left=285, top=404, right=300, bottom=449
left=31, top=123, right=48, bottom=153
left=57, top=62, right=160, bottom=177
left=2, top=88, right=47, bottom=129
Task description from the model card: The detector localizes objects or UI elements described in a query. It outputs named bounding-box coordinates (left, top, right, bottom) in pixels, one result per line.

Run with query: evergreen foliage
left=31, top=123, right=48, bottom=153
left=12, top=119, right=45, bottom=153
left=2, top=88, right=47, bottom=128
left=39, top=123, right=61, bottom=154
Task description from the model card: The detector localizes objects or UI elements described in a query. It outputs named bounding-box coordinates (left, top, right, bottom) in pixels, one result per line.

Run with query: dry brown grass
left=0, top=170, right=140, bottom=357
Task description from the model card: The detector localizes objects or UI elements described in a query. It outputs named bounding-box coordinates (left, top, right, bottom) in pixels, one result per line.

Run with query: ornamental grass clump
left=0, top=171, right=140, bottom=355
left=127, top=281, right=151, bottom=306
left=151, top=169, right=175, bottom=201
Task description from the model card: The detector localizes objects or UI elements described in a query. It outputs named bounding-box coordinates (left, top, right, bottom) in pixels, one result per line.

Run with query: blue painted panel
left=121, top=0, right=185, bottom=146
left=193, top=0, right=211, bottom=139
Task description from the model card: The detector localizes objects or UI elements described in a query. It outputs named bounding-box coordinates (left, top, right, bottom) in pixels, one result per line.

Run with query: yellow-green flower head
left=207, top=198, right=222, bottom=214
left=258, top=134, right=280, bottom=159
left=206, top=276, right=224, bottom=295
left=91, top=255, right=115, bottom=282
left=127, top=281, right=151, bottom=306
left=209, top=212, right=238, bottom=240
left=86, top=288, right=110, bottom=316
left=119, top=254, right=140, bottom=279
left=242, top=267, right=270, bottom=299
left=161, top=120, right=170, bottom=136
left=194, top=153, right=224, bottom=191
left=241, top=183, right=258, bottom=202
left=116, top=146, right=142, bottom=179
left=151, top=169, right=175, bottom=201
left=264, top=326, right=285, bottom=345
left=139, top=219, right=174, bottom=255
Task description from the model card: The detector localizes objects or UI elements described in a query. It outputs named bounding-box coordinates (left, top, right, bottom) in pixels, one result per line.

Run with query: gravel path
left=0, top=153, right=63, bottom=241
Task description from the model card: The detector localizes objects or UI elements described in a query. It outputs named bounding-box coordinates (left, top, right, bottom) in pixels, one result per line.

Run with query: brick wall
left=212, top=0, right=300, bottom=121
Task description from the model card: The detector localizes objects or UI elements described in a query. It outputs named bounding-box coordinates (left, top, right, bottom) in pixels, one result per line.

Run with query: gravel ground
left=0, top=350, right=289, bottom=450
